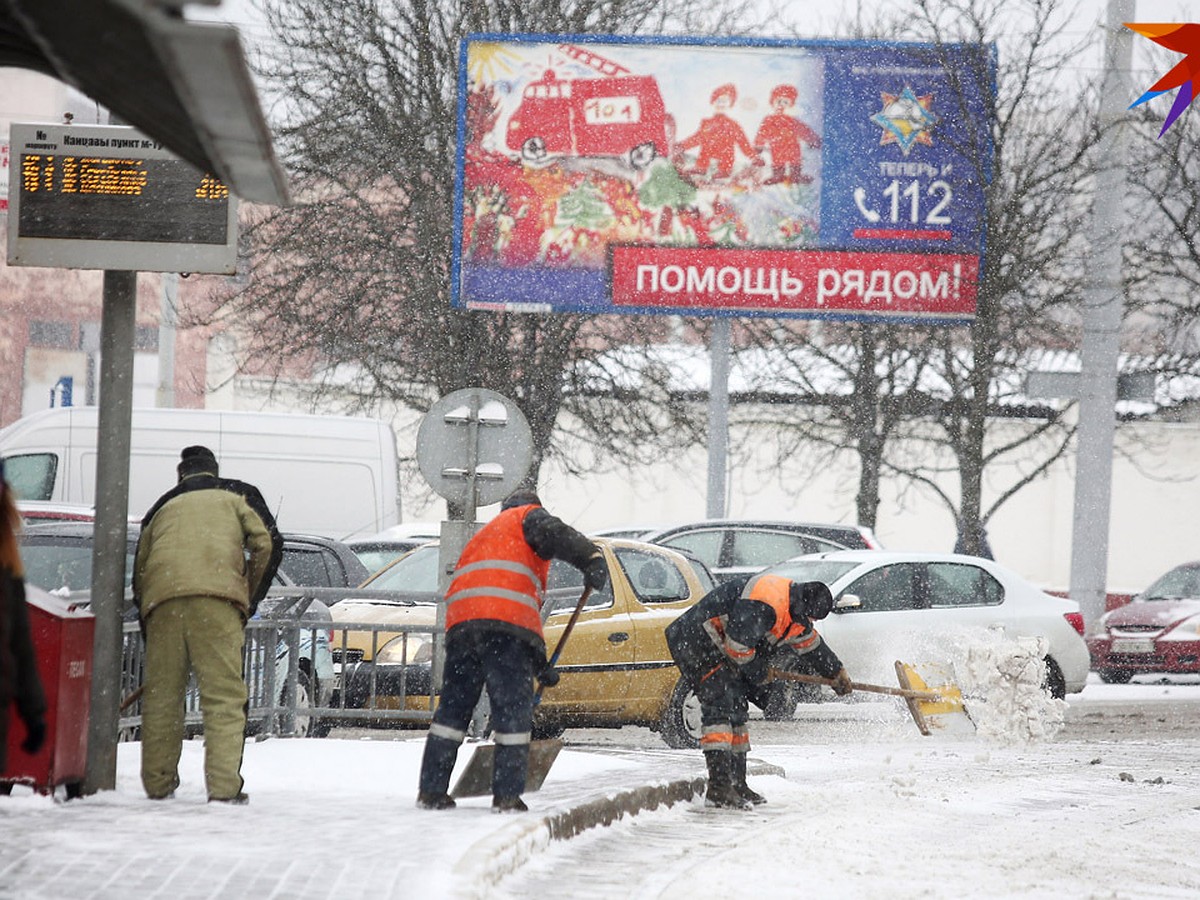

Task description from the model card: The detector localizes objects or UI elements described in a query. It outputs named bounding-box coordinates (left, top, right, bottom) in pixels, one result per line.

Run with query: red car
left=1087, top=561, right=1200, bottom=683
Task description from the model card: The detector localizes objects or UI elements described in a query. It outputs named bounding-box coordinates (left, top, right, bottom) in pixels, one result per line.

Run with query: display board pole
left=83, top=270, right=137, bottom=794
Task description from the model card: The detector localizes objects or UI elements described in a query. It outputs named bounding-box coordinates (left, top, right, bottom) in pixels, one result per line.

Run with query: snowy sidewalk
left=0, top=735, right=714, bottom=899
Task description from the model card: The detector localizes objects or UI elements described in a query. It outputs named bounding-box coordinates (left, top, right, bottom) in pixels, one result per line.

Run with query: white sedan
left=764, top=550, right=1090, bottom=699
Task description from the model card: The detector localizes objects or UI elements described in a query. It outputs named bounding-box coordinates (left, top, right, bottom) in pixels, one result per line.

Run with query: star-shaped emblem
left=870, top=86, right=938, bottom=156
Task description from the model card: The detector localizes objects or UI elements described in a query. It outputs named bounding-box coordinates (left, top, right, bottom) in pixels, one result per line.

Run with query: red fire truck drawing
left=505, top=44, right=674, bottom=169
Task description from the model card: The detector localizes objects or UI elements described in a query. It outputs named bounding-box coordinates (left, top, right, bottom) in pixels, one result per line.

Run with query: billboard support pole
left=706, top=318, right=730, bottom=519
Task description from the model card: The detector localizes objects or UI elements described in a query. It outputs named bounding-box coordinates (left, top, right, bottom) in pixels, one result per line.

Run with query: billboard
left=6, top=123, right=238, bottom=273
left=453, top=34, right=995, bottom=322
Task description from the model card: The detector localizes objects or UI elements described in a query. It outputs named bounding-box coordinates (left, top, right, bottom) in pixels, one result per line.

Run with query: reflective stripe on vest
left=443, top=506, right=549, bottom=637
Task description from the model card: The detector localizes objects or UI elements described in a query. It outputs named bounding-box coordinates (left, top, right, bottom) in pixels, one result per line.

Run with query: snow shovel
left=450, top=585, right=593, bottom=799
left=768, top=666, right=971, bottom=736
left=893, top=660, right=975, bottom=736
left=767, top=668, right=944, bottom=701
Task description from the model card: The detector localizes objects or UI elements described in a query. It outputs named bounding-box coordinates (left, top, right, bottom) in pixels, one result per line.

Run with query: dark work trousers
left=418, top=629, right=535, bottom=799
left=695, top=663, right=751, bottom=730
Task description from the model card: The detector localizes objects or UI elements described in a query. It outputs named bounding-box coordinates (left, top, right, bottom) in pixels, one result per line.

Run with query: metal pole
left=84, top=270, right=138, bottom=794
left=1069, top=0, right=1133, bottom=630
left=156, top=272, right=177, bottom=407
left=706, top=318, right=731, bottom=518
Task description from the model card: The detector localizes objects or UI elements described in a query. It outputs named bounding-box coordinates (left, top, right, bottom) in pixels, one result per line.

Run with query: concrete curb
left=455, top=758, right=785, bottom=896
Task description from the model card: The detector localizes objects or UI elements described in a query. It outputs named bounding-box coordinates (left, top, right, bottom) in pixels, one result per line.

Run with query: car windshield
left=366, top=544, right=441, bottom=593
left=765, top=559, right=859, bottom=586
left=1141, top=564, right=1200, bottom=600
left=20, top=538, right=136, bottom=593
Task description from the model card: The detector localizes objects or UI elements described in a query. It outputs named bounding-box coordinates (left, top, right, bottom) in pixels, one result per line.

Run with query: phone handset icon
left=853, top=187, right=881, bottom=223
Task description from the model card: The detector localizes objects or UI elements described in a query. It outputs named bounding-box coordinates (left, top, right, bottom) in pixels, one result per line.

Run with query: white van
left=0, top=407, right=401, bottom=540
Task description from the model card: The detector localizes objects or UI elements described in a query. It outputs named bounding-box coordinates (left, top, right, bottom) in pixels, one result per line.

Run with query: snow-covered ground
left=2, top=675, right=1199, bottom=899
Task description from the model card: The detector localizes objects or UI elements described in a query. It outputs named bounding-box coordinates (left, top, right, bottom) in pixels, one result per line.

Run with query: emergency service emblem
left=870, top=86, right=938, bottom=156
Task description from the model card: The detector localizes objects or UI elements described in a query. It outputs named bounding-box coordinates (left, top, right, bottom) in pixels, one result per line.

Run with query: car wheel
left=1042, top=656, right=1067, bottom=700
left=521, top=137, right=547, bottom=163
left=1098, top=668, right=1134, bottom=684
left=761, top=682, right=796, bottom=720
left=283, top=671, right=314, bottom=737
left=531, top=720, right=566, bottom=740
left=659, top=678, right=701, bottom=750
left=628, top=141, right=657, bottom=168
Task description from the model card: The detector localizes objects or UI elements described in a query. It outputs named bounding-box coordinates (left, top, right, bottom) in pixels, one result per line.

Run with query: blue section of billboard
left=453, top=34, right=995, bottom=321
left=819, top=43, right=992, bottom=256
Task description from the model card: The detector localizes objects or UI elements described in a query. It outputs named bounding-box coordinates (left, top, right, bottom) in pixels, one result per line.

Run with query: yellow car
left=329, top=538, right=715, bottom=747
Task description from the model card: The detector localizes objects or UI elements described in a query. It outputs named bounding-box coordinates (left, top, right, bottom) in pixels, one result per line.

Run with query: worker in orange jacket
left=666, top=573, right=852, bottom=808
left=417, top=489, right=605, bottom=813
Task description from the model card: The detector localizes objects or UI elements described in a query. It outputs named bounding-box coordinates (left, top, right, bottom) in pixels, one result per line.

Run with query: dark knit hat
left=501, top=488, right=542, bottom=510
left=790, top=580, right=834, bottom=621
left=178, top=445, right=219, bottom=479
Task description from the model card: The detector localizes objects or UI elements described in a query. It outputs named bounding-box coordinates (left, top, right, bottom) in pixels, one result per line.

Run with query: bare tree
left=194, top=0, right=755, bottom=500
left=736, top=0, right=1096, bottom=550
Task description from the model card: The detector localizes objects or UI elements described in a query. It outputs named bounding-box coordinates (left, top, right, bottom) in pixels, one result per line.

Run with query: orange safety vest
left=743, top=573, right=820, bottom=654
left=443, top=505, right=551, bottom=639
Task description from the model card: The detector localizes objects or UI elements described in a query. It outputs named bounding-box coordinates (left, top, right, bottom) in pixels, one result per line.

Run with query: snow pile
left=955, top=628, right=1067, bottom=742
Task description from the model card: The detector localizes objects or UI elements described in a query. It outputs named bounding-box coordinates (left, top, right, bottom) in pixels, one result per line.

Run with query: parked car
left=756, top=551, right=1089, bottom=709
left=643, top=519, right=882, bottom=585
left=1087, top=561, right=1200, bottom=683
left=329, top=537, right=719, bottom=747
left=278, top=533, right=370, bottom=590
left=345, top=537, right=432, bottom=576
left=589, top=525, right=664, bottom=540
left=18, top=521, right=338, bottom=736
left=17, top=500, right=96, bottom=526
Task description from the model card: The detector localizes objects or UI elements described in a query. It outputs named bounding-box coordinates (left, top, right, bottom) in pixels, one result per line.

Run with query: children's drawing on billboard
left=456, top=35, right=994, bottom=320
left=462, top=39, right=825, bottom=270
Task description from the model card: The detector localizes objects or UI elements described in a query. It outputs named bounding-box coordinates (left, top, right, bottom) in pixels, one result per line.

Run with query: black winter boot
left=492, top=795, right=528, bottom=813
left=704, top=750, right=752, bottom=810
left=417, top=734, right=460, bottom=809
left=732, top=752, right=767, bottom=805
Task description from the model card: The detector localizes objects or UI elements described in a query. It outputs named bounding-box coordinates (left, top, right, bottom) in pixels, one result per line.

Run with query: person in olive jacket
left=666, top=572, right=851, bottom=809
left=0, top=460, right=47, bottom=773
left=133, top=446, right=282, bottom=804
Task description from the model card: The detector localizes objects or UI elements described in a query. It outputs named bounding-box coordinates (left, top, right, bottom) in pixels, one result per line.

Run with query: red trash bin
left=2, top=584, right=94, bottom=798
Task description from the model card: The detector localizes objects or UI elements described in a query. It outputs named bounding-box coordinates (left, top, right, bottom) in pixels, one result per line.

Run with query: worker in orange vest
left=666, top=573, right=852, bottom=808
left=417, top=489, right=605, bottom=813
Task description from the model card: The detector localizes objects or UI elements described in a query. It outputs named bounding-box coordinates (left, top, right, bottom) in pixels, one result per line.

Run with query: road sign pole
left=417, top=389, right=535, bottom=695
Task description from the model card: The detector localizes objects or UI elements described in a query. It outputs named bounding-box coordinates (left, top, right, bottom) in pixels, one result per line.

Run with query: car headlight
left=375, top=633, right=434, bottom=665
left=1159, top=615, right=1200, bottom=641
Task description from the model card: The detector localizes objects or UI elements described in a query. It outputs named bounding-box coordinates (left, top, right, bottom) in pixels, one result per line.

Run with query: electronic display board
left=6, top=123, right=238, bottom=273
left=452, top=34, right=996, bottom=323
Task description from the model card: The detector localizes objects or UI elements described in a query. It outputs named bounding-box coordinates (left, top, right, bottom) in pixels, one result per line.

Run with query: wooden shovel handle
left=119, top=685, right=144, bottom=712
left=768, top=668, right=942, bottom=701
left=535, top=585, right=594, bottom=704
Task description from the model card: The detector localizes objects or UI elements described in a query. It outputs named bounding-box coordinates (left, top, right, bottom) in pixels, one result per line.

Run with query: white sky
left=2, top=676, right=1198, bottom=898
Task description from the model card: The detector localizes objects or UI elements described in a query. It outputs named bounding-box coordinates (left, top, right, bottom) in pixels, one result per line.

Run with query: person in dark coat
left=417, top=489, right=606, bottom=813
left=666, top=572, right=851, bottom=808
left=0, top=459, right=48, bottom=773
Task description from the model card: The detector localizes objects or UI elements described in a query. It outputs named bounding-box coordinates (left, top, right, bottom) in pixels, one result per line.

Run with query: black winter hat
left=178, top=445, right=219, bottom=479
left=789, top=580, right=834, bottom=621
left=501, top=488, right=542, bottom=510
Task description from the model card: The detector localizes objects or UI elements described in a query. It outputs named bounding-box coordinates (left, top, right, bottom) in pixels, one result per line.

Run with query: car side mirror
left=834, top=593, right=861, bottom=612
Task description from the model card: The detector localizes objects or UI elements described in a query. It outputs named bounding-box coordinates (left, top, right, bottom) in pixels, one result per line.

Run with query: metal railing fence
left=116, top=588, right=444, bottom=740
